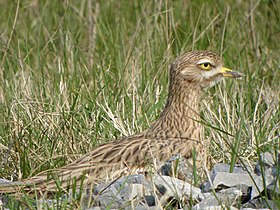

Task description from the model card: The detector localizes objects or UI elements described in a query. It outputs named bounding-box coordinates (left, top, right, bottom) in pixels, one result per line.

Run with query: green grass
left=0, top=0, right=279, bottom=209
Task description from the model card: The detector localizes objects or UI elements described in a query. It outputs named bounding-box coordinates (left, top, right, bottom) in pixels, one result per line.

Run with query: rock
left=85, top=207, right=102, bottom=210
left=133, top=206, right=161, bottom=210
left=254, top=152, right=275, bottom=176
left=193, top=206, right=238, bottom=210
left=143, top=195, right=156, bottom=206
left=90, top=174, right=154, bottom=208
left=211, top=163, right=251, bottom=174
left=204, top=172, right=257, bottom=192
left=251, top=168, right=274, bottom=198
left=159, top=154, right=196, bottom=182
left=204, top=168, right=275, bottom=199
left=267, top=179, right=280, bottom=195
left=153, top=175, right=204, bottom=205
left=192, top=187, right=243, bottom=210
left=241, top=209, right=270, bottom=210
left=278, top=152, right=280, bottom=165
left=0, top=195, right=8, bottom=207
left=260, top=152, right=275, bottom=167
left=241, top=197, right=277, bottom=209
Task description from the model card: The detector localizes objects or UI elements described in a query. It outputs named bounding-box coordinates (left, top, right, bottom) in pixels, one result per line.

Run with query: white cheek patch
left=202, top=66, right=222, bottom=79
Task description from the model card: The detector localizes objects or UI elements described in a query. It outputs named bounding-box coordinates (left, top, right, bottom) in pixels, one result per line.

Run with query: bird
left=0, top=50, right=243, bottom=194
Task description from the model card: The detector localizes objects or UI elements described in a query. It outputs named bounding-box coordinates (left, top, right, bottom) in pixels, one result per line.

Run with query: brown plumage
left=0, top=50, right=243, bottom=194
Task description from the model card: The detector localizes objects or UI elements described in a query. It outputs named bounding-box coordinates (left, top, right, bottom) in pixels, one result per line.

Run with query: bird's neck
left=146, top=80, right=203, bottom=141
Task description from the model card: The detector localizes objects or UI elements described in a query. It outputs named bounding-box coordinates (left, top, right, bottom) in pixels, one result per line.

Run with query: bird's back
left=0, top=132, right=199, bottom=193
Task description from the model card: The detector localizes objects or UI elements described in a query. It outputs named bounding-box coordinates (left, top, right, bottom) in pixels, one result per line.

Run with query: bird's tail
left=0, top=180, right=26, bottom=194
left=0, top=165, right=99, bottom=194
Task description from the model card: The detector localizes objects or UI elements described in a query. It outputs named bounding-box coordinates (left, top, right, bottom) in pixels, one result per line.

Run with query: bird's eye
left=199, top=63, right=212, bottom=70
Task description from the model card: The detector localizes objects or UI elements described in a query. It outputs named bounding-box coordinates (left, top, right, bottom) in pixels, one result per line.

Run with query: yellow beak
left=220, top=67, right=244, bottom=78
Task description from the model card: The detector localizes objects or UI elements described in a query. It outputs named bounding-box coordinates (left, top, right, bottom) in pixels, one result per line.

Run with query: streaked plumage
left=0, top=50, right=243, bottom=194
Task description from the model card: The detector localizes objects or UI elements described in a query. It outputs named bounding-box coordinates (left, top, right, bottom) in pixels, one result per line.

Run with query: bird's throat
left=145, top=81, right=203, bottom=141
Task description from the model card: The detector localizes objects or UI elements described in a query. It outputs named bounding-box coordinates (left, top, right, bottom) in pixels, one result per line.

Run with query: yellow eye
left=199, top=63, right=212, bottom=70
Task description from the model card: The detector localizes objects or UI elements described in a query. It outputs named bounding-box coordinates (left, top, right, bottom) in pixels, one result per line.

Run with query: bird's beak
left=219, top=67, right=244, bottom=78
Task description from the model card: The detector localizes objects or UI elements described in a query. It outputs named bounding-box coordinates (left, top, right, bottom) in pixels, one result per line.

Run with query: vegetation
left=0, top=0, right=279, bottom=208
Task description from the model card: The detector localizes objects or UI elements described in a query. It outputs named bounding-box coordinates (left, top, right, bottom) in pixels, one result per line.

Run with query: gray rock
left=241, top=209, right=270, bottom=210
left=204, top=168, right=275, bottom=199
left=90, top=174, right=153, bottom=208
left=204, top=172, right=258, bottom=192
left=85, top=207, right=102, bottom=210
left=241, top=197, right=277, bottom=209
left=272, top=165, right=279, bottom=177
left=260, top=152, right=275, bottom=167
left=133, top=206, right=161, bottom=210
left=267, top=179, right=280, bottom=195
left=193, top=206, right=238, bottom=210
left=0, top=195, right=8, bottom=207
left=159, top=154, right=196, bottom=182
left=251, top=168, right=274, bottom=198
left=278, top=152, right=280, bottom=165
left=192, top=187, right=243, bottom=210
left=153, top=175, right=204, bottom=205
left=212, top=163, right=251, bottom=174
left=254, top=152, right=275, bottom=176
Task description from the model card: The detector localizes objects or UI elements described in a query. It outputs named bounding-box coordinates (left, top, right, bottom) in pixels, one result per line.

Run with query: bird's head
left=170, top=50, right=244, bottom=88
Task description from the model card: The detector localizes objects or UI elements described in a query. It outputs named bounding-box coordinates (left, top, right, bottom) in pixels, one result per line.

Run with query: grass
left=0, top=0, right=279, bottom=209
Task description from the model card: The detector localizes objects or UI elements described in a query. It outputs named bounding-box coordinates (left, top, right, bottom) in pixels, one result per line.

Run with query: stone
left=193, top=206, right=238, bottom=210
left=211, top=163, right=251, bottom=174
left=204, top=172, right=257, bottom=192
left=241, top=209, right=270, bottom=210
left=260, top=152, right=275, bottom=167
left=251, top=168, right=274, bottom=198
left=192, top=187, right=243, bottom=210
left=85, top=207, right=102, bottom=210
left=153, top=175, right=204, bottom=205
left=267, top=179, right=280, bottom=195
left=254, top=152, right=275, bottom=176
left=90, top=174, right=153, bottom=209
left=0, top=195, right=8, bottom=207
left=241, top=197, right=277, bottom=209
left=133, top=206, right=161, bottom=210
left=143, top=195, right=156, bottom=206
left=159, top=154, right=196, bottom=182
left=203, top=167, right=275, bottom=199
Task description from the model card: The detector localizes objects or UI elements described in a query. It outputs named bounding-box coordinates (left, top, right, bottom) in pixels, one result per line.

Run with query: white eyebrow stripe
left=196, top=58, right=213, bottom=65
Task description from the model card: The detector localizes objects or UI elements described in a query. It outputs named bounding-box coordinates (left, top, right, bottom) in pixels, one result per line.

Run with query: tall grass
left=0, top=0, right=279, bottom=208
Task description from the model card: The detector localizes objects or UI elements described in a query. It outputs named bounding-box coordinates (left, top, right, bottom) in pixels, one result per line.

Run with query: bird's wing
left=0, top=135, right=194, bottom=194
